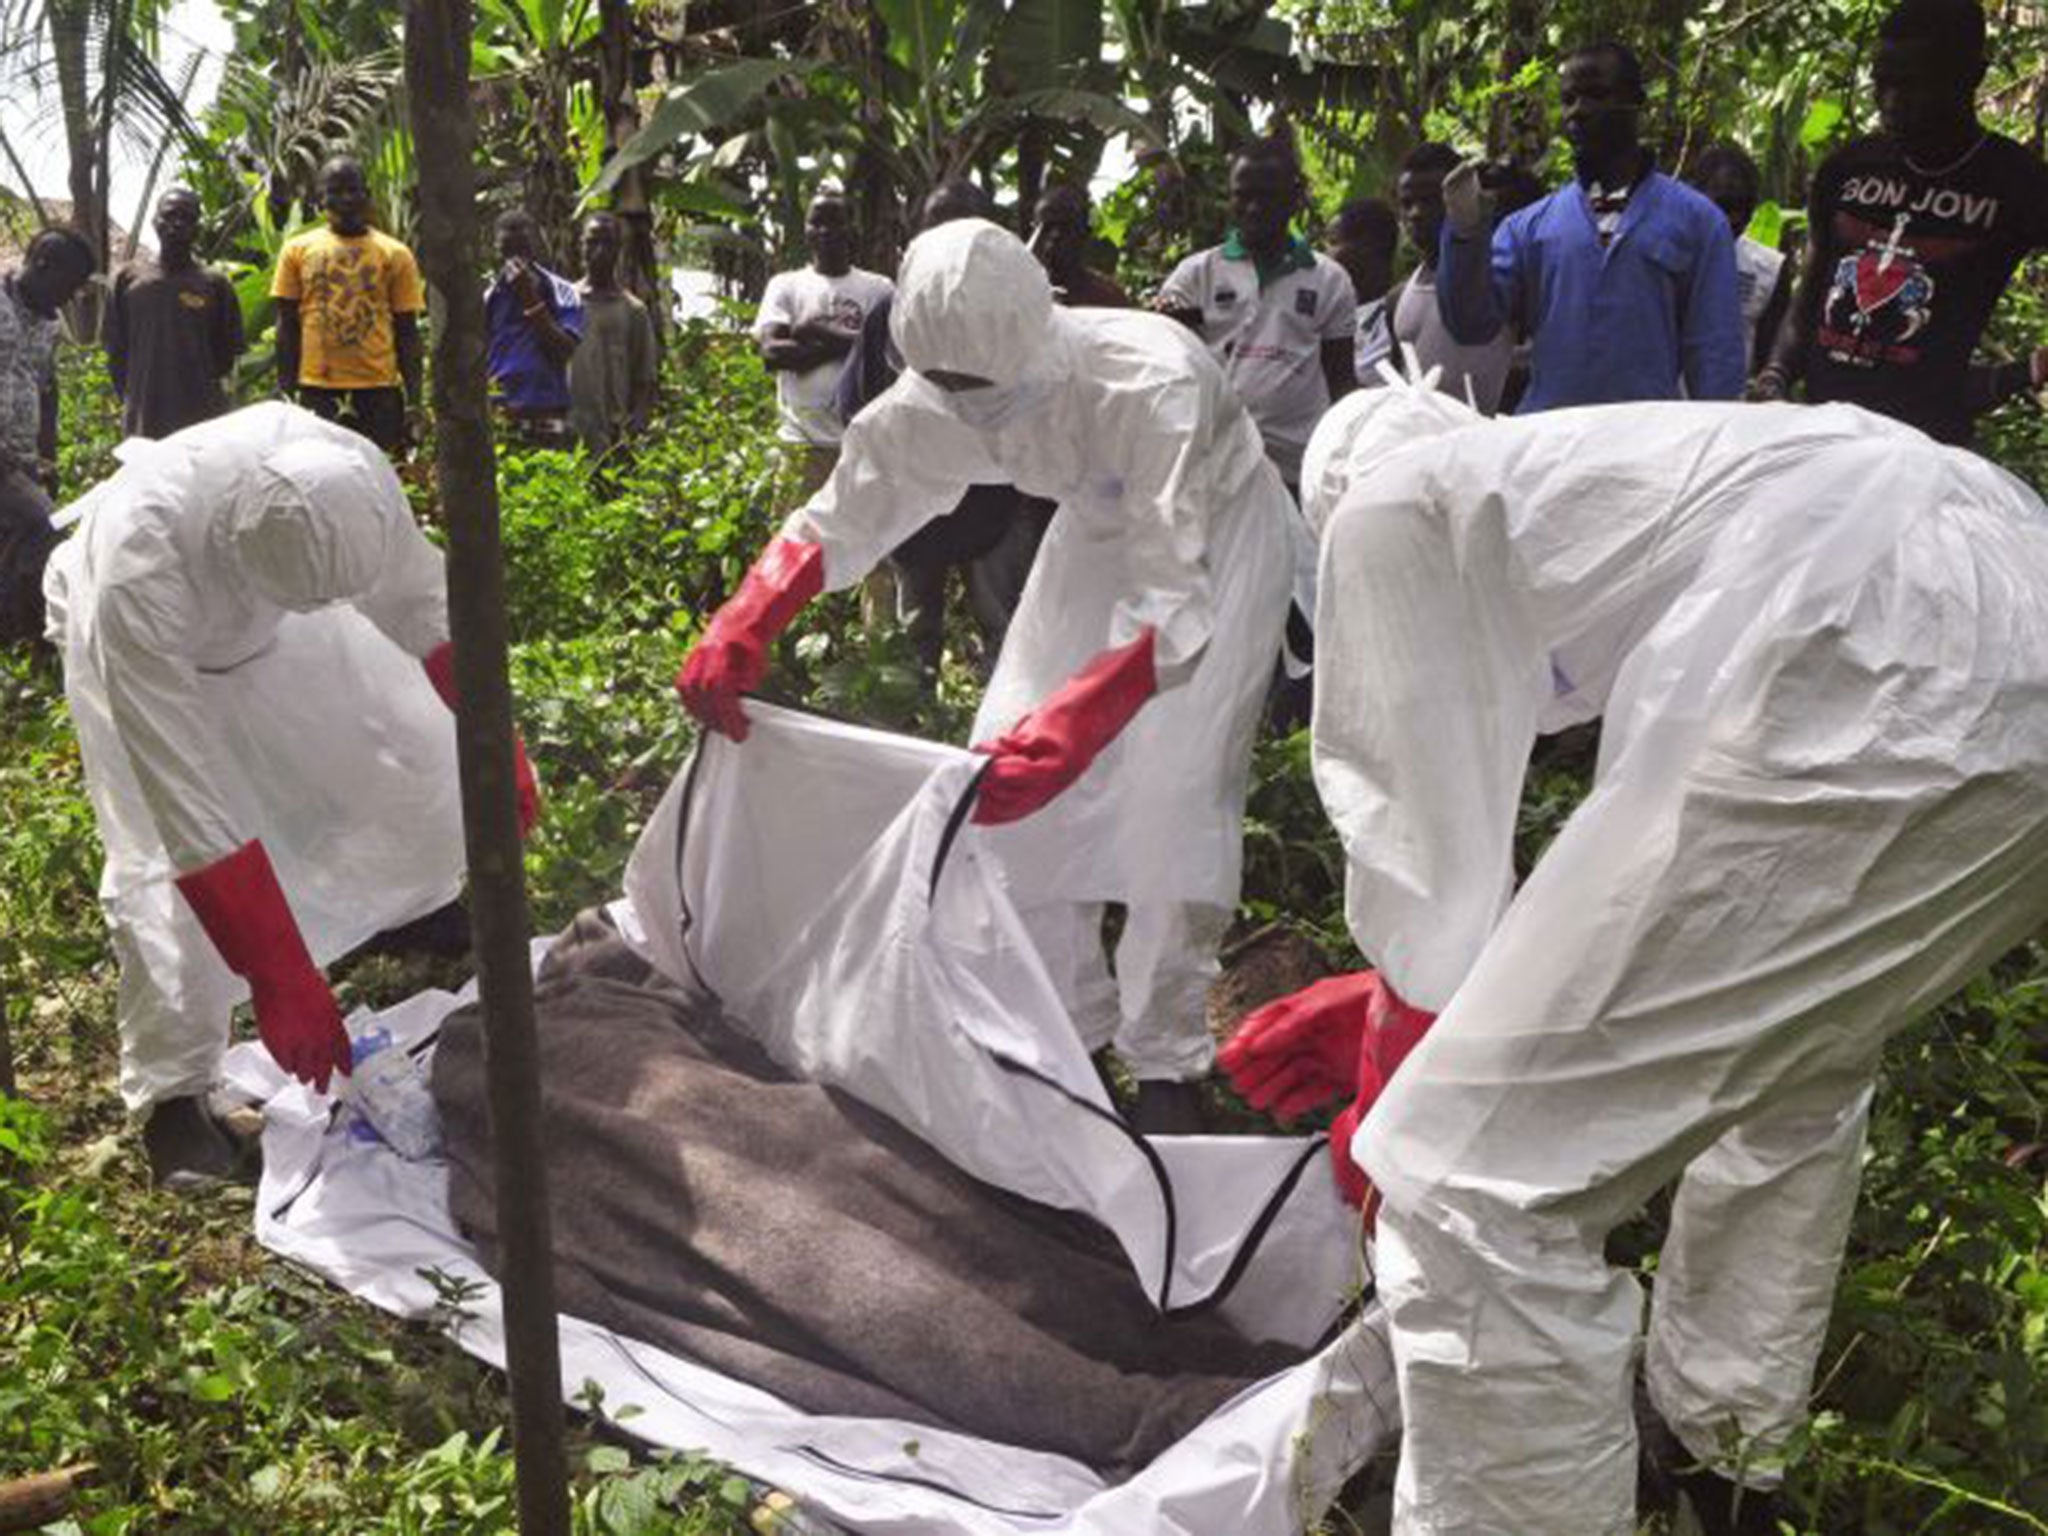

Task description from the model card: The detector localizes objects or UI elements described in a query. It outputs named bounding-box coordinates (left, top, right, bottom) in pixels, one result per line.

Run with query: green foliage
left=10, top=137, right=2048, bottom=1530
left=1285, top=0, right=2044, bottom=218
left=56, top=348, right=124, bottom=502
left=616, top=10, right=1162, bottom=275
left=0, top=1090, right=759, bottom=1533
left=577, top=1448, right=765, bottom=1535
left=1979, top=278, right=2048, bottom=495
left=1786, top=952, right=2048, bottom=1532
left=209, top=192, right=322, bottom=383
left=515, top=630, right=688, bottom=930
left=0, top=548, right=108, bottom=1091
left=493, top=332, right=784, bottom=644
left=0, top=658, right=105, bottom=1063
left=588, top=58, right=812, bottom=204
left=205, top=49, right=403, bottom=226
left=1239, top=727, right=1355, bottom=962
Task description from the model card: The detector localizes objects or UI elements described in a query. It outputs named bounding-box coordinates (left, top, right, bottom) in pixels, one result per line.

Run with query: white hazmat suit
left=44, top=402, right=466, bottom=1112
left=783, top=221, right=1294, bottom=1082
left=1303, top=392, right=2048, bottom=1533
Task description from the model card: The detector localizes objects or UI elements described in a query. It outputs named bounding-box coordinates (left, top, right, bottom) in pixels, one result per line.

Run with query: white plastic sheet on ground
left=242, top=703, right=1396, bottom=1534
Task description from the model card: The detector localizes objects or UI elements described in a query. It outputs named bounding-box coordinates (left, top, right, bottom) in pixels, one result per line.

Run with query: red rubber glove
left=1221, top=970, right=1437, bottom=1210
left=1328, top=1096, right=1373, bottom=1209
left=675, top=538, right=826, bottom=742
left=174, top=839, right=351, bottom=1094
left=1332, top=980, right=1436, bottom=1213
left=1221, top=972, right=1376, bottom=1121
left=423, top=642, right=541, bottom=838
left=970, top=628, right=1157, bottom=826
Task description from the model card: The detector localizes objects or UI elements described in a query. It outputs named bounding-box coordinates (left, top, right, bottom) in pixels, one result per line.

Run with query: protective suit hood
left=1300, top=379, right=1479, bottom=538
left=231, top=439, right=392, bottom=610
left=891, top=219, right=1072, bottom=431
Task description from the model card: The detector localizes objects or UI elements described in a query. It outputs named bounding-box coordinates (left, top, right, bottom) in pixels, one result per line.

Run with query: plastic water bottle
left=347, top=1026, right=444, bottom=1161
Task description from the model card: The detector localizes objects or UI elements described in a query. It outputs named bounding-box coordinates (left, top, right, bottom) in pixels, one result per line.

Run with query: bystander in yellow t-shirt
left=271, top=227, right=426, bottom=389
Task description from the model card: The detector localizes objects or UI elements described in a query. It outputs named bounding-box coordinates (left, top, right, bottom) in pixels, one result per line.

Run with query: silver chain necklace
left=1904, top=133, right=1988, bottom=178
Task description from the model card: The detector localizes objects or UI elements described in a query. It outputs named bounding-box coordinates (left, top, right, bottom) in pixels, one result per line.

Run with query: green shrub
left=13, top=284, right=2048, bottom=1533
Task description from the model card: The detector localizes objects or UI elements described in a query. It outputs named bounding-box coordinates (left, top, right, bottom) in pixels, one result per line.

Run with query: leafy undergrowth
left=1, top=651, right=767, bottom=1534
left=6, top=330, right=2048, bottom=1534
left=3, top=1090, right=753, bottom=1535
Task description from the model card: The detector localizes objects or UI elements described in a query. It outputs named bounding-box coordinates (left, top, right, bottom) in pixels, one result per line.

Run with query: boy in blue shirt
left=485, top=209, right=583, bottom=442
left=1437, top=41, right=1745, bottom=410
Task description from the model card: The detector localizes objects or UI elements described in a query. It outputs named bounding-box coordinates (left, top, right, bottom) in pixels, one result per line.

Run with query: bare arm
left=275, top=298, right=302, bottom=398
left=1964, top=350, right=2048, bottom=416
left=37, top=383, right=56, bottom=487
left=1751, top=258, right=1793, bottom=380
left=1322, top=336, right=1357, bottom=403
left=506, top=264, right=578, bottom=370
left=628, top=307, right=659, bottom=431
left=529, top=306, right=579, bottom=370
left=758, top=322, right=843, bottom=373
left=1751, top=234, right=1823, bottom=400
left=1753, top=154, right=1842, bottom=400
left=791, top=315, right=861, bottom=353
left=217, top=274, right=246, bottom=380
left=395, top=313, right=423, bottom=405
left=1438, top=218, right=1514, bottom=347
left=1148, top=294, right=1205, bottom=334
left=104, top=275, right=129, bottom=396
left=1152, top=258, right=1207, bottom=336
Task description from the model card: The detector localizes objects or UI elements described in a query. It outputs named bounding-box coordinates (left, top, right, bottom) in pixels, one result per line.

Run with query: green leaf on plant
left=587, top=1444, right=633, bottom=1474
left=1799, top=97, right=1844, bottom=149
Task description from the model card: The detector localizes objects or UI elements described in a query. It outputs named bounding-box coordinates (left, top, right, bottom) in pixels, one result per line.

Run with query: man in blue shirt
left=485, top=209, right=583, bottom=442
left=1437, top=41, right=1745, bottom=409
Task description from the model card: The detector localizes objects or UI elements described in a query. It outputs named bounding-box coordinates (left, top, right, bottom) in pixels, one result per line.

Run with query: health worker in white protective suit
left=678, top=219, right=1293, bottom=1133
left=43, top=402, right=540, bottom=1188
left=1222, top=385, right=2048, bottom=1536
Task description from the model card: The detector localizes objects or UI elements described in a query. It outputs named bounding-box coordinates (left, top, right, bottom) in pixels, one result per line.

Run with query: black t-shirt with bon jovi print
left=1805, top=130, right=2048, bottom=444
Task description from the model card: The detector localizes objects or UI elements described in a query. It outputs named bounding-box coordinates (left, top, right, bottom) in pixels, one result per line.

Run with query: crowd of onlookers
left=747, top=19, right=2045, bottom=681
left=2, top=2, right=2044, bottom=661
left=0, top=158, right=662, bottom=645
left=3, top=156, right=662, bottom=477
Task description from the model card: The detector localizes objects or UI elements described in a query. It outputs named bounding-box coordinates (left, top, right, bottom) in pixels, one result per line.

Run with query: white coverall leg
left=106, top=881, right=245, bottom=1108
left=1645, top=1077, right=1875, bottom=1469
left=1292, top=394, right=2048, bottom=1536
left=1021, top=901, right=1233, bottom=1081
left=1358, top=507, right=2048, bottom=1535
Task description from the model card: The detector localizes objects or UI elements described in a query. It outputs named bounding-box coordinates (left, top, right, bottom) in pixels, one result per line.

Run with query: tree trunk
left=1015, top=120, right=1047, bottom=238
left=50, top=0, right=103, bottom=259
left=268, top=0, right=308, bottom=226
left=849, top=9, right=898, bottom=271
left=597, top=0, right=662, bottom=340
left=1645, top=0, right=1694, bottom=165
left=0, top=124, right=50, bottom=228
left=124, top=125, right=180, bottom=266
left=523, top=59, right=580, bottom=271
left=1489, top=0, right=1547, bottom=166
left=0, top=968, right=13, bottom=1099
left=91, top=0, right=131, bottom=275
left=403, top=7, right=570, bottom=1534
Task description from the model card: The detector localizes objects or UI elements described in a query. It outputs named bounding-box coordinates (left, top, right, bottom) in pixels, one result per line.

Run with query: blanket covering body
left=433, top=909, right=1305, bottom=1476
left=246, top=705, right=1394, bottom=1533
